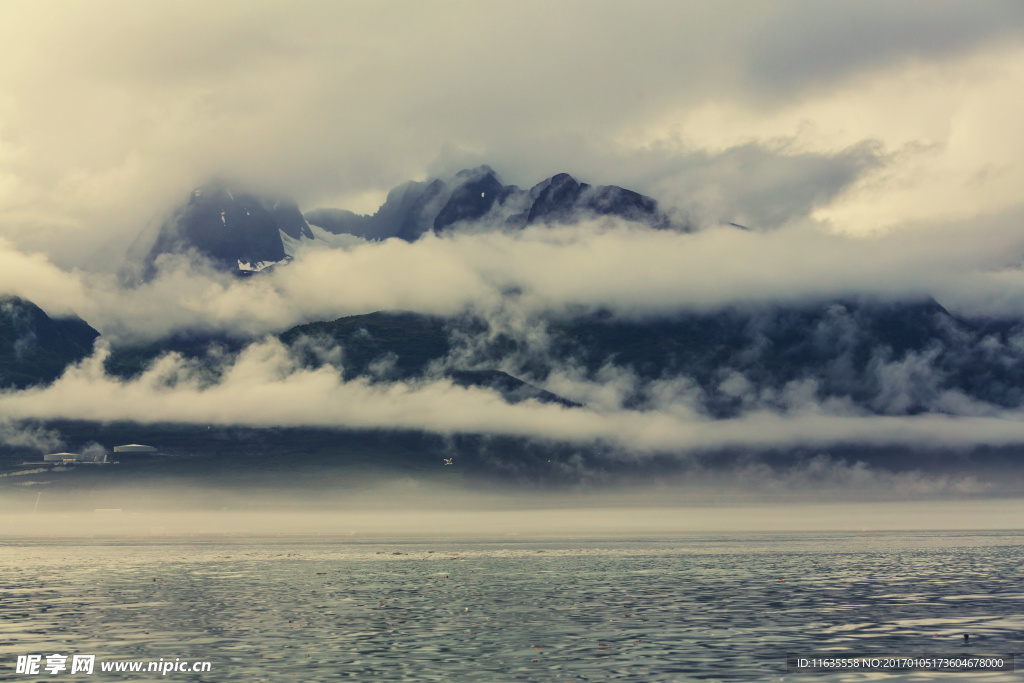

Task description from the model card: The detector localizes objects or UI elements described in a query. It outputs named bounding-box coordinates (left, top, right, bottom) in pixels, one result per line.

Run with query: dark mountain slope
left=306, top=166, right=673, bottom=241
left=99, top=311, right=577, bottom=407
left=104, top=332, right=250, bottom=380
left=518, top=172, right=667, bottom=228
left=542, top=299, right=1024, bottom=415
left=17, top=287, right=1024, bottom=420
left=142, top=184, right=310, bottom=279
left=135, top=168, right=671, bottom=280
left=273, top=298, right=1024, bottom=417
left=281, top=312, right=578, bottom=406
left=0, top=295, right=99, bottom=389
left=281, top=311, right=451, bottom=380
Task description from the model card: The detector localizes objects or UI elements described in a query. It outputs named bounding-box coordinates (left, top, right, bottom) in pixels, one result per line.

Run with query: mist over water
left=4, top=461, right=1022, bottom=681
left=4, top=483, right=1024, bottom=537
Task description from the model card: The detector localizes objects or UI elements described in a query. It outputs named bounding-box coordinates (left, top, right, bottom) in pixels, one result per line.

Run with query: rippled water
left=1, top=532, right=1022, bottom=681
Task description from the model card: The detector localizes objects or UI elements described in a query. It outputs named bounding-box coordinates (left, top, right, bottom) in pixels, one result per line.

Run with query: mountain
left=0, top=295, right=100, bottom=389
left=306, top=166, right=672, bottom=242
left=93, top=297, right=1024, bottom=418
left=10, top=289, right=1024, bottom=486
left=273, top=299, right=1024, bottom=417
left=139, top=169, right=670, bottom=279
left=280, top=311, right=451, bottom=379
left=142, top=184, right=307, bottom=280
left=517, top=172, right=667, bottom=228
left=101, top=311, right=581, bottom=406
left=543, top=299, right=1024, bottom=416
left=14, top=279, right=1022, bottom=419
left=280, top=311, right=581, bottom=407
left=104, top=331, right=250, bottom=380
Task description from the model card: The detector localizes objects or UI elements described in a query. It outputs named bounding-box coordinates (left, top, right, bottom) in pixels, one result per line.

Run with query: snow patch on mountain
left=280, top=226, right=365, bottom=258
left=236, top=259, right=278, bottom=273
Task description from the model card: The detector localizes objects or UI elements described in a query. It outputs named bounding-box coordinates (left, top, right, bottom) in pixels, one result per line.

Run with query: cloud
left=0, top=418, right=63, bottom=454
left=647, top=141, right=884, bottom=229
left=638, top=40, right=1024, bottom=237
left=0, top=2, right=1022, bottom=266
left=688, top=454, right=989, bottom=499
left=742, top=2, right=1024, bottom=99
left=6, top=206, right=1024, bottom=344
left=6, top=338, right=1024, bottom=456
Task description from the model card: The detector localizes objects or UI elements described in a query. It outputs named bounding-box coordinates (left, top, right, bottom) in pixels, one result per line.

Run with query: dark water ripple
left=1, top=532, right=1022, bottom=681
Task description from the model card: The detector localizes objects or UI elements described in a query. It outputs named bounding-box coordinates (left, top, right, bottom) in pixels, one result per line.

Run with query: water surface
left=2, top=532, right=1022, bottom=681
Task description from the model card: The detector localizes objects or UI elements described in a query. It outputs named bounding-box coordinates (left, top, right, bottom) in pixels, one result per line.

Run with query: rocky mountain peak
left=136, top=168, right=675, bottom=280
left=142, top=183, right=313, bottom=280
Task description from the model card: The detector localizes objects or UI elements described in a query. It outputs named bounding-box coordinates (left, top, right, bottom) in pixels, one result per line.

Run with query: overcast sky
left=1, top=1, right=1023, bottom=266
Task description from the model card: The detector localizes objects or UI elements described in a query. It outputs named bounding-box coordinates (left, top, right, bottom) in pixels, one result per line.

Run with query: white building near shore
left=43, top=452, right=78, bottom=464
left=113, top=444, right=157, bottom=454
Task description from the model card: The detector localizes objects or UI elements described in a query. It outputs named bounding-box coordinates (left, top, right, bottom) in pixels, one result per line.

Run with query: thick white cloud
left=0, top=418, right=63, bottom=453
left=638, top=42, right=1024, bottom=236
left=6, top=212, right=1024, bottom=343
left=5, top=339, right=1024, bottom=455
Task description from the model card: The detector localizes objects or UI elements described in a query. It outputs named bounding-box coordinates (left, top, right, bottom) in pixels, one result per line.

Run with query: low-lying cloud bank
left=5, top=339, right=1024, bottom=455
left=4, top=209, right=1024, bottom=343
left=0, top=418, right=64, bottom=453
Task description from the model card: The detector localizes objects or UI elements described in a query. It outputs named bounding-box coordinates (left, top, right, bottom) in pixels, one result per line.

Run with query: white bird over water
left=443, top=458, right=453, bottom=466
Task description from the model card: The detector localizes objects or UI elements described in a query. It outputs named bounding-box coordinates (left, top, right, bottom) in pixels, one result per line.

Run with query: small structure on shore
left=113, top=444, right=157, bottom=454
left=43, top=452, right=79, bottom=464
left=41, top=449, right=109, bottom=464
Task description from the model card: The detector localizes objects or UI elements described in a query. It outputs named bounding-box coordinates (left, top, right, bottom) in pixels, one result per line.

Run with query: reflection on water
left=1, top=532, right=1022, bottom=681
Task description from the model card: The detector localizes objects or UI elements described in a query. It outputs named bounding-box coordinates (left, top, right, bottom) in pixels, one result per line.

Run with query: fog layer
left=5, top=213, right=1024, bottom=344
